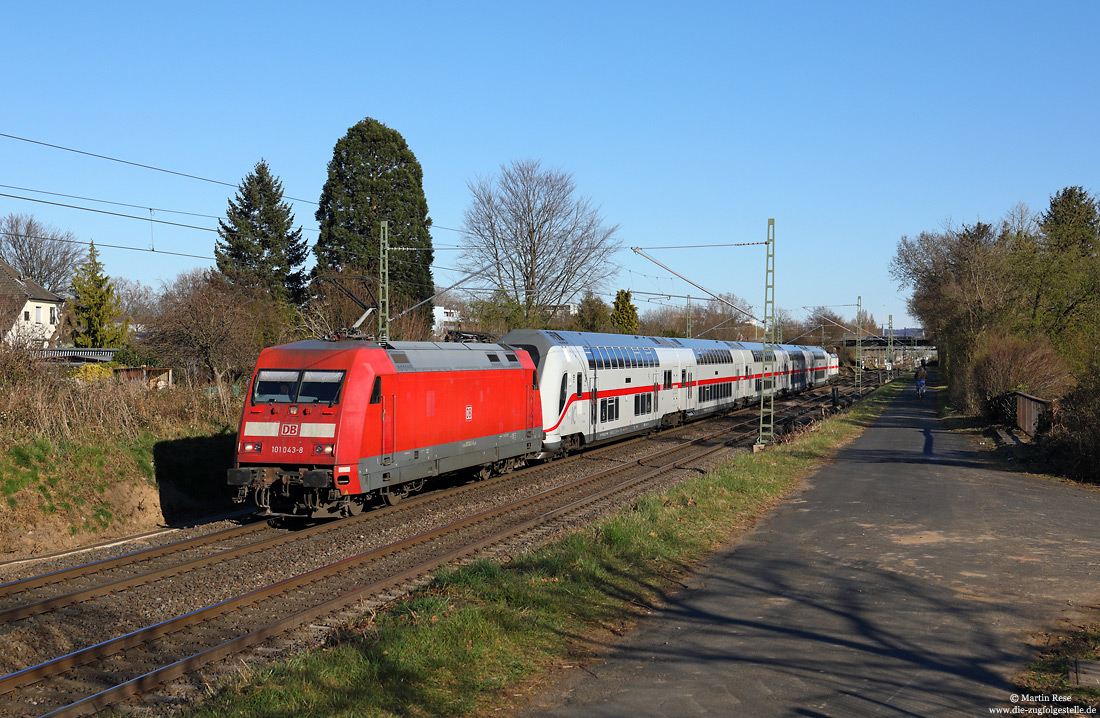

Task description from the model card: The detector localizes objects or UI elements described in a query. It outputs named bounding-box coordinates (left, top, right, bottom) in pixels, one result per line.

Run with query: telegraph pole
left=686, top=295, right=692, bottom=338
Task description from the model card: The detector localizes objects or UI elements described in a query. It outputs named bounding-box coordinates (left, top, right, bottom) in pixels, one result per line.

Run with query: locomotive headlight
left=313, top=443, right=334, bottom=455
left=243, top=442, right=263, bottom=453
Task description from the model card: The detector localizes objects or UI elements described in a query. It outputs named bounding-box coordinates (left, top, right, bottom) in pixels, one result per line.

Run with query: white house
left=0, top=261, right=64, bottom=348
left=432, top=305, right=462, bottom=337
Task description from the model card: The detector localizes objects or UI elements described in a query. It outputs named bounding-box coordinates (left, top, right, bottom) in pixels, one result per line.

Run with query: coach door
left=589, top=360, right=599, bottom=437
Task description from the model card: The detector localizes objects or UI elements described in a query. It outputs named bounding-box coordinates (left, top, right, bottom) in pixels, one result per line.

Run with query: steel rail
left=29, top=418, right=761, bottom=718
left=0, top=521, right=268, bottom=598
left=0, top=413, right=726, bottom=621
left=0, top=390, right=791, bottom=616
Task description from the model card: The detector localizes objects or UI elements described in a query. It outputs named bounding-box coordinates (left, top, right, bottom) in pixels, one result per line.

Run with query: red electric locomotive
left=227, top=340, right=543, bottom=518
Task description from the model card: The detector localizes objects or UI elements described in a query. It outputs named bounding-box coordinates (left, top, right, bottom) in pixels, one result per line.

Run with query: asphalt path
left=522, top=378, right=1100, bottom=717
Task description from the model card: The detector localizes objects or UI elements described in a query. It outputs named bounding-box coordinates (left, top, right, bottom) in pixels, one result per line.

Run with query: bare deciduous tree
left=0, top=213, right=85, bottom=294
left=145, top=269, right=289, bottom=385
left=113, top=277, right=159, bottom=327
left=460, top=159, right=621, bottom=326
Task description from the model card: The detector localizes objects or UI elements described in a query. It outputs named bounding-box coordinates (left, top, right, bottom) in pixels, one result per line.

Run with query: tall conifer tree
left=314, top=118, right=434, bottom=330
left=215, top=160, right=308, bottom=305
left=611, top=289, right=639, bottom=335
left=70, top=241, right=128, bottom=348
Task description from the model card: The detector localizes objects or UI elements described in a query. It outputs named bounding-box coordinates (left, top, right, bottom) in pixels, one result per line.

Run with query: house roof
left=0, top=261, right=63, bottom=304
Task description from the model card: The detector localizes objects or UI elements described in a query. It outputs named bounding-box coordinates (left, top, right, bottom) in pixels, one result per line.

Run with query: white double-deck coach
left=500, top=329, right=838, bottom=457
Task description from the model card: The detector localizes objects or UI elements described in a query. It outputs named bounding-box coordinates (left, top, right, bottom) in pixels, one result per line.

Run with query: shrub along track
left=0, top=378, right=870, bottom=717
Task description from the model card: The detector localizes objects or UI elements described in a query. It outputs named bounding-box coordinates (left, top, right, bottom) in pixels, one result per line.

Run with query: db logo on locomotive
left=280, top=424, right=299, bottom=436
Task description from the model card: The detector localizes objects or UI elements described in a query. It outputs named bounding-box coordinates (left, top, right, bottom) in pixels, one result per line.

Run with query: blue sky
left=2, top=1, right=1097, bottom=330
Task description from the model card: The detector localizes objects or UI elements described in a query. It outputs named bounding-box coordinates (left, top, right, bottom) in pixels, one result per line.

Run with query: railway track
left=0, top=377, right=874, bottom=717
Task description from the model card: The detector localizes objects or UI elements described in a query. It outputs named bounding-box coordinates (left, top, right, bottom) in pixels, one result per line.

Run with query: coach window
left=585, top=347, right=596, bottom=369
left=576, top=373, right=582, bottom=398
left=559, top=374, right=569, bottom=416
left=370, top=377, right=382, bottom=404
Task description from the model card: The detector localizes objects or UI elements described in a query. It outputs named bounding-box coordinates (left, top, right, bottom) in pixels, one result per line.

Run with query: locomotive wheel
left=382, top=486, right=407, bottom=506
left=343, top=495, right=367, bottom=517
left=477, top=466, right=492, bottom=481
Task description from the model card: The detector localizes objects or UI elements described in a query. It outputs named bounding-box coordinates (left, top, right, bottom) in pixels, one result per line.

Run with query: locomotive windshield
left=252, top=369, right=345, bottom=405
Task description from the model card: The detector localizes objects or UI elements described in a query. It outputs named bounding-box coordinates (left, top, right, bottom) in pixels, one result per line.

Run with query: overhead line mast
left=757, top=219, right=776, bottom=446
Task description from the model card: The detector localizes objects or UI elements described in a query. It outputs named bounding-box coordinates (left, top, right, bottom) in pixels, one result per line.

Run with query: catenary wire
left=0, top=230, right=215, bottom=261
left=0, top=132, right=317, bottom=205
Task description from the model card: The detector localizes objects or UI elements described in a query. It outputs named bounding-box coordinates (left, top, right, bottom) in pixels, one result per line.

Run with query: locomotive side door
left=381, top=391, right=396, bottom=466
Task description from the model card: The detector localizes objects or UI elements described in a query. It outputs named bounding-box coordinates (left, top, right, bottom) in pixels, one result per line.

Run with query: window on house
left=23, top=311, right=30, bottom=322
left=49, top=307, right=58, bottom=325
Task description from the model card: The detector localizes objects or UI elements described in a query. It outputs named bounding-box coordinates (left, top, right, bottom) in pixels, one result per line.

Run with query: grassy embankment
left=0, top=368, right=242, bottom=556
left=185, top=379, right=907, bottom=718
left=1019, top=628, right=1100, bottom=709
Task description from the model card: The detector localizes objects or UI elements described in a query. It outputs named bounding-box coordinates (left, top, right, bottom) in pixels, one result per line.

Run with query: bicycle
left=917, top=379, right=926, bottom=400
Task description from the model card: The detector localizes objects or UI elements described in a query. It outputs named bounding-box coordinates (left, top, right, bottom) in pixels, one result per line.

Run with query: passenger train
left=227, top=330, right=838, bottom=518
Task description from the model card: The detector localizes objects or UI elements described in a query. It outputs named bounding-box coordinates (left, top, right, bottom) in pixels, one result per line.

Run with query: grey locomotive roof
left=384, top=341, right=523, bottom=372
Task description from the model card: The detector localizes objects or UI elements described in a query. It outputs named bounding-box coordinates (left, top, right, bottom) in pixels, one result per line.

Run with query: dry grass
left=0, top=360, right=241, bottom=445
left=0, top=346, right=244, bottom=554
